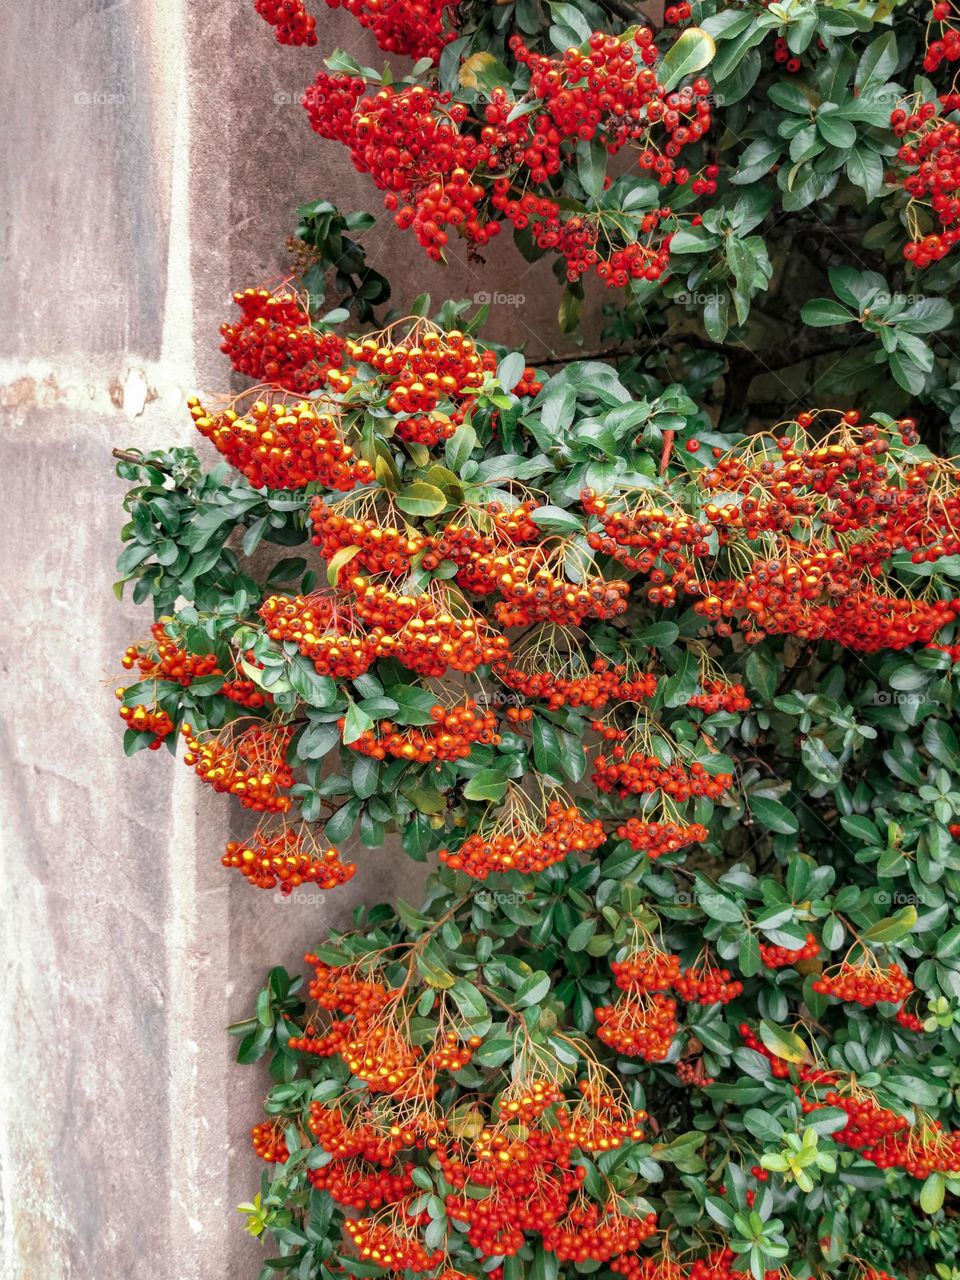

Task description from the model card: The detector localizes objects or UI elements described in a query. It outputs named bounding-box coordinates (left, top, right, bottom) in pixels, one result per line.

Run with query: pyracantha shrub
left=112, top=2, right=960, bottom=1279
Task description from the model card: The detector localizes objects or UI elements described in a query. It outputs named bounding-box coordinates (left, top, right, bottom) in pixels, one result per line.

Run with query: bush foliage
left=114, top=2, right=960, bottom=1278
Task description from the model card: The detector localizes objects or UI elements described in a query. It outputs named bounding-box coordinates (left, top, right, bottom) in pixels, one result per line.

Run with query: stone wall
left=0, top=3, right=599, bottom=1276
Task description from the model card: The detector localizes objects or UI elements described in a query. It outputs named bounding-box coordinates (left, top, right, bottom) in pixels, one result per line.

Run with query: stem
left=596, top=0, right=647, bottom=24
left=112, top=447, right=172, bottom=473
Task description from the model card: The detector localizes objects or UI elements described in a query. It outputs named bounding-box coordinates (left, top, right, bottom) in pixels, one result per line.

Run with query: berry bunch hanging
left=112, top=3, right=960, bottom=1276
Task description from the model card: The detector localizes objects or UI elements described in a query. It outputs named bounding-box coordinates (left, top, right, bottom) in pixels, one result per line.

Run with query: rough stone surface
left=0, top=3, right=601, bottom=1277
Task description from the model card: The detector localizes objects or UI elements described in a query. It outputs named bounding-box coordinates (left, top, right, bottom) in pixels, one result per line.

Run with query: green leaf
left=888, top=349, right=927, bottom=395
left=855, top=31, right=898, bottom=92
left=759, top=1020, right=813, bottom=1065
left=745, top=1108, right=783, bottom=1143
left=669, top=226, right=719, bottom=254
left=800, top=299, right=855, bottom=327
left=750, top=795, right=798, bottom=835
left=446, top=423, right=477, bottom=474
left=396, top=482, right=448, bottom=517
left=325, top=796, right=361, bottom=843
left=463, top=770, right=509, bottom=803
left=659, top=28, right=717, bottom=92
left=530, top=505, right=583, bottom=535
left=390, top=684, right=441, bottom=725
left=816, top=111, right=856, bottom=149
left=449, top=980, right=490, bottom=1032
left=515, top=971, right=551, bottom=1007
left=846, top=147, right=884, bottom=200
left=288, top=658, right=338, bottom=708
left=862, top=906, right=918, bottom=944
left=498, top=351, right=526, bottom=394
left=920, top=1172, right=946, bottom=1214
left=567, top=919, right=597, bottom=952
left=663, top=647, right=698, bottom=707
left=576, top=138, right=607, bottom=199
left=558, top=289, right=582, bottom=334
left=342, top=702, right=375, bottom=746
left=532, top=717, right=563, bottom=784
left=474, top=1037, right=515, bottom=1068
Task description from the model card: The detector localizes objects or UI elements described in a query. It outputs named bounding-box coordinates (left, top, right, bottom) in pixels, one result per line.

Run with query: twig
left=537, top=332, right=727, bottom=369
left=112, top=447, right=172, bottom=474
left=596, top=0, right=647, bottom=23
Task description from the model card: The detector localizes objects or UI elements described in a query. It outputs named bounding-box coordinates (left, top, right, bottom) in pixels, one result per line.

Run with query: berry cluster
left=427, top=504, right=628, bottom=628
left=222, top=826, right=356, bottom=891
left=181, top=724, right=294, bottom=813
left=251, top=1119, right=290, bottom=1163
left=491, top=556, right=630, bottom=628
left=302, top=27, right=715, bottom=283
left=925, top=2, right=960, bottom=74
left=439, top=1099, right=654, bottom=1261
left=773, top=36, right=801, bottom=74
left=190, top=394, right=375, bottom=491
left=290, top=959, right=468, bottom=1102
left=612, top=949, right=682, bottom=992
left=614, top=816, right=708, bottom=859
left=347, top=326, right=487, bottom=411
left=598, top=950, right=741, bottom=1061
left=324, top=0, right=457, bottom=61
left=429, top=502, right=542, bottom=573
left=353, top=579, right=512, bottom=677
left=687, top=680, right=751, bottom=714
left=583, top=413, right=960, bottom=651
left=253, top=0, right=317, bottom=44
left=394, top=413, right=456, bottom=447
left=259, top=592, right=375, bottom=679
left=512, top=32, right=711, bottom=176
left=595, top=992, right=679, bottom=1061
left=294, top=1060, right=651, bottom=1267
left=743, top=1024, right=960, bottom=1180
left=220, top=676, right=271, bottom=711
left=496, top=658, right=656, bottom=712
left=117, top=701, right=175, bottom=749
left=896, top=1004, right=926, bottom=1032
left=891, top=101, right=960, bottom=267
left=345, top=699, right=500, bottom=763
left=439, top=798, right=605, bottom=878
left=219, top=286, right=347, bottom=393
left=310, top=497, right=424, bottom=579
left=614, top=1247, right=737, bottom=1280
left=759, top=934, right=819, bottom=968
left=348, top=1217, right=443, bottom=1273
left=592, top=747, right=734, bottom=802
left=123, top=622, right=221, bottom=686
left=672, top=965, right=743, bottom=1005
left=813, top=960, right=914, bottom=1007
